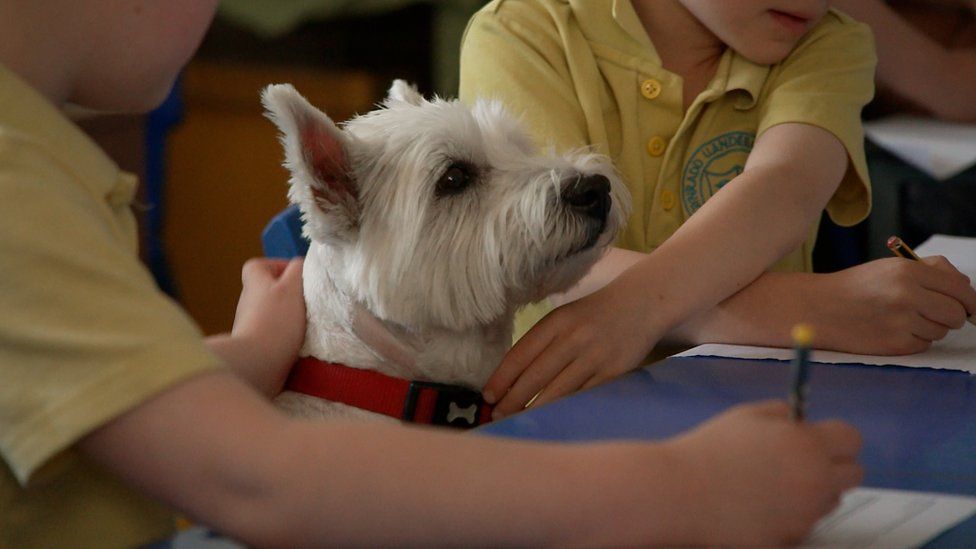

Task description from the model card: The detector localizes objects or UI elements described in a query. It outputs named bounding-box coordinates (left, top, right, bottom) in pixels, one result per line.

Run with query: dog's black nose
left=562, top=174, right=611, bottom=222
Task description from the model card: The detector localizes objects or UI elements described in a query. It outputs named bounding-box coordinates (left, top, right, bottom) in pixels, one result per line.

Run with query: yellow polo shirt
left=459, top=0, right=876, bottom=340
left=0, top=65, right=222, bottom=547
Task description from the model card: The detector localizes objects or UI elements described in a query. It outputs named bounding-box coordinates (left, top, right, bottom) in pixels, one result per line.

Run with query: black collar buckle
left=401, top=380, right=489, bottom=428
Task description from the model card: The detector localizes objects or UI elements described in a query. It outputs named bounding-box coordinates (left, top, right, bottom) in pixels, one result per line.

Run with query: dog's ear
left=262, top=83, right=359, bottom=244
left=385, top=79, right=424, bottom=106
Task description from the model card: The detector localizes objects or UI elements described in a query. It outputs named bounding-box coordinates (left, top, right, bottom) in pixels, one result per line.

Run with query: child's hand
left=816, top=256, right=976, bottom=355
left=485, top=275, right=665, bottom=418
left=667, top=401, right=863, bottom=545
left=224, top=257, right=306, bottom=395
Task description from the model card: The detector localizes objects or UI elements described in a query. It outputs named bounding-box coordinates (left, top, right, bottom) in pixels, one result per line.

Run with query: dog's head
left=263, top=81, right=630, bottom=331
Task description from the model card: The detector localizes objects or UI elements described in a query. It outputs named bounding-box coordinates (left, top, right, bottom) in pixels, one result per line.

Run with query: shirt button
left=646, top=136, right=667, bottom=157
left=660, top=189, right=676, bottom=211
left=640, top=78, right=662, bottom=100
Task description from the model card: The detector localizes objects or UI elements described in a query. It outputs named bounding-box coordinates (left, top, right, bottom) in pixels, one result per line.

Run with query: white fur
left=263, top=81, right=631, bottom=421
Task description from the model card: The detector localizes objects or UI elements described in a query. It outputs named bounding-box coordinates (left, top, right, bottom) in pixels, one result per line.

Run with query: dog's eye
left=435, top=162, right=474, bottom=197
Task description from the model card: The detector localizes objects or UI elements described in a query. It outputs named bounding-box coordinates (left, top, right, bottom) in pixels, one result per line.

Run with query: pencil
left=789, top=323, right=813, bottom=422
left=887, top=236, right=976, bottom=326
left=885, top=235, right=918, bottom=260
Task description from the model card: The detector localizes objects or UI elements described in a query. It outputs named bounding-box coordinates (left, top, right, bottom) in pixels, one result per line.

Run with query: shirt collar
left=604, top=0, right=768, bottom=109
left=0, top=63, right=122, bottom=193
left=725, top=54, right=769, bottom=109
left=609, top=0, right=659, bottom=62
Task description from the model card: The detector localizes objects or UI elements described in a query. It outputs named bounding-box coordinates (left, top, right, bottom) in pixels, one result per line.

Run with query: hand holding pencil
left=887, top=236, right=976, bottom=327
left=805, top=241, right=976, bottom=355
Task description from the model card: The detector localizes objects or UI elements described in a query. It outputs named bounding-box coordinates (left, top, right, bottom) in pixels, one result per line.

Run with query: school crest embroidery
left=681, top=131, right=754, bottom=214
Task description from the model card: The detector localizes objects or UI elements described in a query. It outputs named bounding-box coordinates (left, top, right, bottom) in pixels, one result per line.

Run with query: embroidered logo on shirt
left=681, top=131, right=755, bottom=215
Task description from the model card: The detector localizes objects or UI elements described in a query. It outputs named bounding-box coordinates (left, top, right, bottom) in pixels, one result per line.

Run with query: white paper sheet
left=864, top=115, right=976, bottom=180
left=675, top=235, right=976, bottom=374
left=802, top=488, right=976, bottom=548
left=673, top=328, right=976, bottom=373
left=915, top=234, right=976, bottom=276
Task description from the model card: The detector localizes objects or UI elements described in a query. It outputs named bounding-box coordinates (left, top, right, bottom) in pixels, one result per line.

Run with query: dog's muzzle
left=561, top=174, right=611, bottom=248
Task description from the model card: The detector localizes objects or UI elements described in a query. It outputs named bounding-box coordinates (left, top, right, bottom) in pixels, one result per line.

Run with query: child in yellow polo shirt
left=0, top=0, right=865, bottom=546
left=460, top=0, right=976, bottom=418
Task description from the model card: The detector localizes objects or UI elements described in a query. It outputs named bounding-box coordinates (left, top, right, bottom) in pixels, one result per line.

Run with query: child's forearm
left=676, top=257, right=976, bottom=355
left=81, top=371, right=698, bottom=547
left=667, top=271, right=824, bottom=347
left=558, top=251, right=823, bottom=348
left=616, top=123, right=846, bottom=341
left=205, top=334, right=286, bottom=398
left=259, top=422, right=695, bottom=546
left=835, top=0, right=976, bottom=122
left=620, top=172, right=833, bottom=340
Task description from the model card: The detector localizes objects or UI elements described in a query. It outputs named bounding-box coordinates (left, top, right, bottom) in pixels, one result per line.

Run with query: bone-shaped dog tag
left=447, top=402, right=477, bottom=425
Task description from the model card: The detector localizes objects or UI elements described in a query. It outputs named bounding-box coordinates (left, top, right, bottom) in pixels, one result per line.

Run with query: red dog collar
left=285, top=357, right=494, bottom=428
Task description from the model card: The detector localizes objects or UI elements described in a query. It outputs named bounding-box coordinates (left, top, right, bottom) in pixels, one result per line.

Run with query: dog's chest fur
left=274, top=243, right=511, bottom=422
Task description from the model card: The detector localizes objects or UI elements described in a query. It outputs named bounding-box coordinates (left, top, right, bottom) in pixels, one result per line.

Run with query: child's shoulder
left=464, top=0, right=573, bottom=57
left=478, top=0, right=566, bottom=15
left=781, top=7, right=875, bottom=67
left=823, top=6, right=864, bottom=27
left=802, top=7, right=874, bottom=49
left=472, top=0, right=570, bottom=27
left=0, top=67, right=120, bottom=197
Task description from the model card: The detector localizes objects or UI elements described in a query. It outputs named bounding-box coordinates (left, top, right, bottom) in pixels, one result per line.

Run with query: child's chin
left=67, top=84, right=175, bottom=116
left=132, top=81, right=178, bottom=113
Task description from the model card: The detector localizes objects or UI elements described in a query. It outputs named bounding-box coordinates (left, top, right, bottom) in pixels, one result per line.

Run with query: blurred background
left=78, top=0, right=976, bottom=336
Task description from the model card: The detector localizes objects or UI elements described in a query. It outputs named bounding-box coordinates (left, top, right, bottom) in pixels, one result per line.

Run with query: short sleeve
left=0, top=140, right=222, bottom=485
left=757, top=10, right=877, bottom=226
left=459, top=0, right=589, bottom=152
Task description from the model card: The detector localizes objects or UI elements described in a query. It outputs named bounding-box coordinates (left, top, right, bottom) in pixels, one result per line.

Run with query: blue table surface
left=479, top=355, right=976, bottom=547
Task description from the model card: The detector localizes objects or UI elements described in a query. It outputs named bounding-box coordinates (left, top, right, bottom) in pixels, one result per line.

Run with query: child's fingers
left=893, top=334, right=933, bottom=355
left=528, top=360, right=595, bottom=410
left=241, top=257, right=291, bottom=285
left=495, top=345, right=573, bottom=416
left=830, top=462, right=864, bottom=494
left=918, top=257, right=976, bottom=315
left=915, top=288, right=968, bottom=330
left=815, top=463, right=862, bottom=518
left=908, top=312, right=950, bottom=342
left=277, top=258, right=304, bottom=287
left=742, top=400, right=791, bottom=418
left=241, top=258, right=275, bottom=286
left=266, top=259, right=291, bottom=277
left=810, top=420, right=862, bottom=460
left=922, top=255, right=969, bottom=282
left=492, top=336, right=580, bottom=416
left=484, top=321, right=559, bottom=404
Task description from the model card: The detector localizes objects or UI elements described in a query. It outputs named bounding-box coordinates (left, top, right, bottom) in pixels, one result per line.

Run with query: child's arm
left=559, top=248, right=976, bottom=355
left=834, top=0, right=976, bottom=122
left=485, top=122, right=850, bottom=415
left=206, top=258, right=306, bottom=398
left=671, top=256, right=976, bottom=354
left=78, top=372, right=861, bottom=546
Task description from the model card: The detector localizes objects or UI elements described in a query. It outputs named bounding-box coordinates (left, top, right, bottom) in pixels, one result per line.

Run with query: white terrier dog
left=262, top=81, right=629, bottom=427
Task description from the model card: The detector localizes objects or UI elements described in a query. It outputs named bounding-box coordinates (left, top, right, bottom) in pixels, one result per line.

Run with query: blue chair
left=145, top=80, right=184, bottom=296
left=262, top=204, right=310, bottom=259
